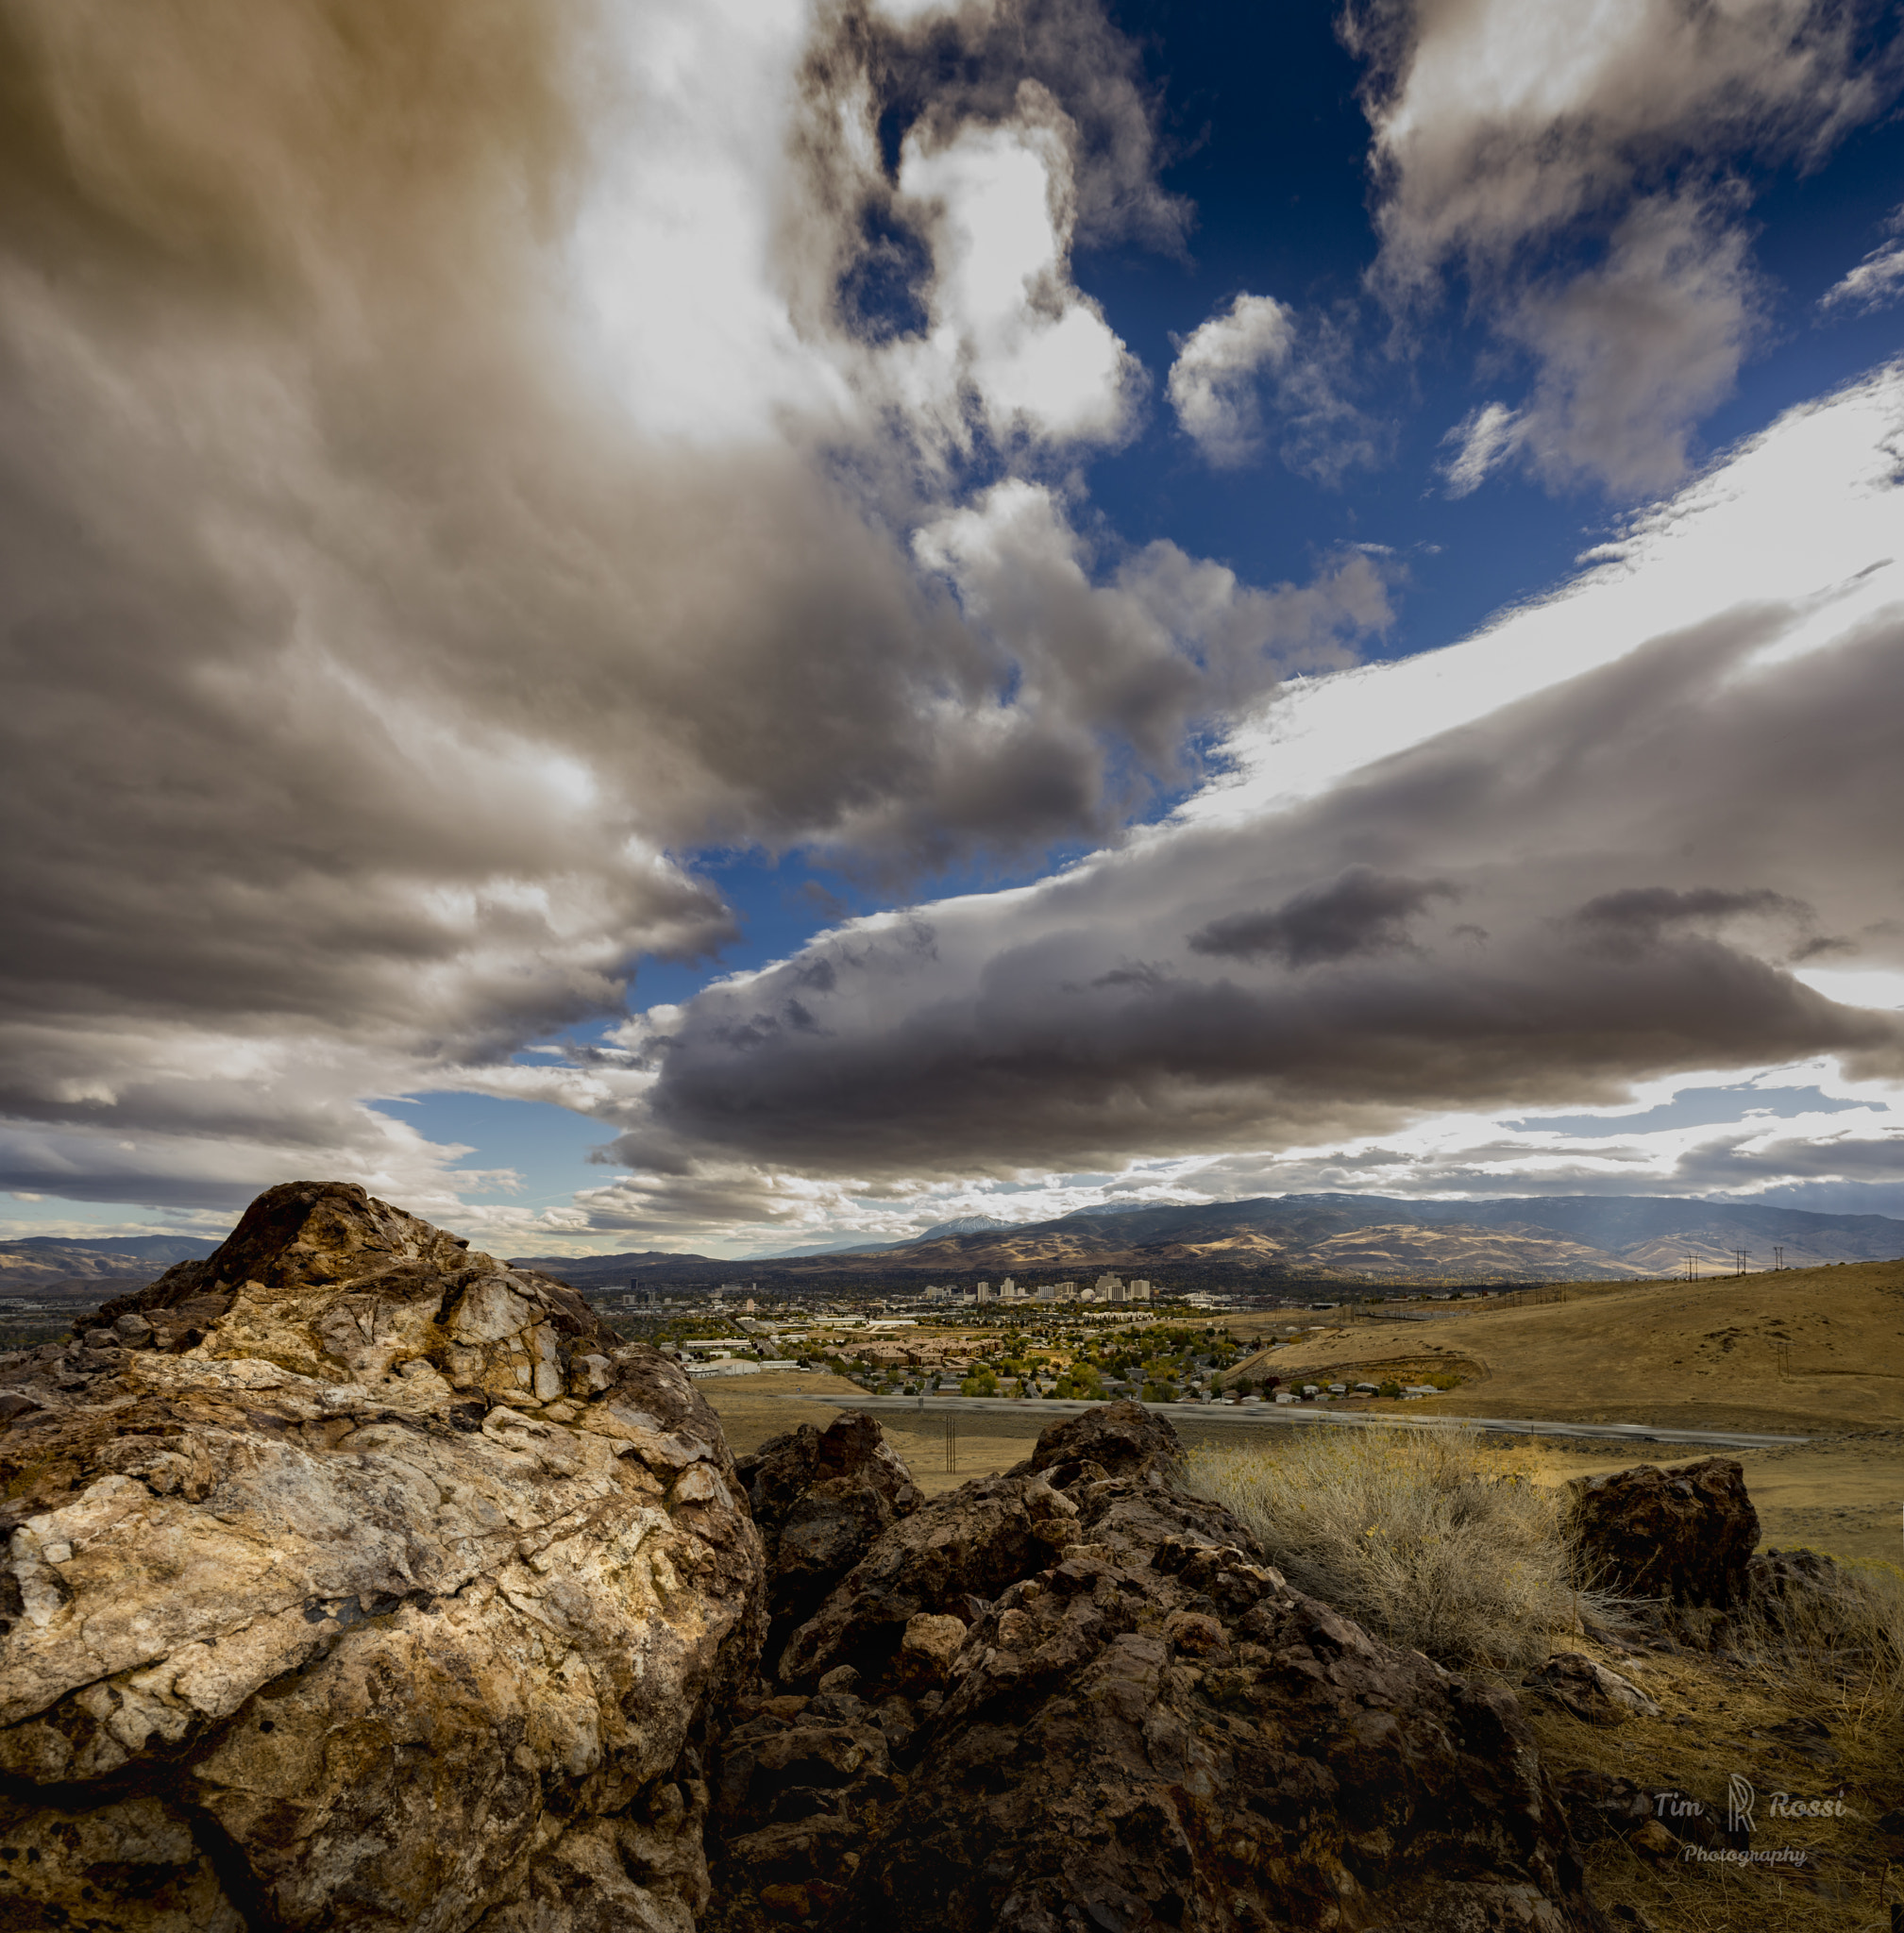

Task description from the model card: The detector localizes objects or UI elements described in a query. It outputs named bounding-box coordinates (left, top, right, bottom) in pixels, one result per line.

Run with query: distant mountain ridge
left=0, top=1234, right=221, bottom=1286
left=514, top=1193, right=1904, bottom=1289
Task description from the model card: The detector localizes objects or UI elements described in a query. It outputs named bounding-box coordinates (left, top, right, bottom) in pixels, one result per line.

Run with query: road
left=757, top=1389, right=1810, bottom=1449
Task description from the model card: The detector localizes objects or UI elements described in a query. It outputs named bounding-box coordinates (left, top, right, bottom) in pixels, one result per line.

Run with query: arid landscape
left=1, top=1184, right=1898, bottom=1932
left=695, top=1259, right=1904, bottom=1930
left=517, top=1195, right=1904, bottom=1293
left=703, top=1256, right=1904, bottom=1559
left=9, top=1, right=1904, bottom=1925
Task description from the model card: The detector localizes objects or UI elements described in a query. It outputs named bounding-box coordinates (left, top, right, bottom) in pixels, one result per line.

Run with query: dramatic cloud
left=5, top=0, right=1900, bottom=1252
left=0, top=0, right=1394, bottom=1209
left=589, top=370, right=1904, bottom=1228
left=1188, top=869, right=1458, bottom=966
left=1167, top=295, right=1382, bottom=480
left=1349, top=0, right=1898, bottom=491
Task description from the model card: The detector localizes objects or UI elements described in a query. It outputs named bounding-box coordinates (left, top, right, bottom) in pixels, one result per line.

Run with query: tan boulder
left=0, top=1181, right=764, bottom=1932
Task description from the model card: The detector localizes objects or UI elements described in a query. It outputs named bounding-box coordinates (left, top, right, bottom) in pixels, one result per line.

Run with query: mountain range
left=510, top=1193, right=1904, bottom=1291
left=10, top=1194, right=1899, bottom=1303
left=0, top=1234, right=223, bottom=1302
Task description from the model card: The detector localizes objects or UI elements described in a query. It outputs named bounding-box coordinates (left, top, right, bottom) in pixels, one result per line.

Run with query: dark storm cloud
left=1569, top=884, right=1813, bottom=960
left=1189, top=868, right=1459, bottom=966
left=0, top=0, right=1390, bottom=1199
left=603, top=581, right=1904, bottom=1192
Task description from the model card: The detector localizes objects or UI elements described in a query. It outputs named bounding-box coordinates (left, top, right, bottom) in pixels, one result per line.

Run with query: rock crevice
left=0, top=1181, right=765, bottom=1933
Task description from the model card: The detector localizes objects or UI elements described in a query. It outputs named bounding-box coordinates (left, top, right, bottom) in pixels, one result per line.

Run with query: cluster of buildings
left=918, top=1273, right=1154, bottom=1305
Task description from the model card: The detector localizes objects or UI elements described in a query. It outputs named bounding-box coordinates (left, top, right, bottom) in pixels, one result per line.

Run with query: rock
left=710, top=1402, right=1611, bottom=1932
left=775, top=1470, right=1083, bottom=1691
left=1627, top=1820, right=1677, bottom=1861
left=1524, top=1651, right=1663, bottom=1723
left=0, top=1180, right=764, bottom=1933
left=1023, top=1398, right=1180, bottom=1488
left=1562, top=1455, right=1760, bottom=1608
left=737, top=1411, right=921, bottom=1657
left=1553, top=1770, right=1725, bottom=1853
left=1745, top=1544, right=1851, bottom=1634
left=112, top=1312, right=156, bottom=1349
left=892, top=1611, right=969, bottom=1693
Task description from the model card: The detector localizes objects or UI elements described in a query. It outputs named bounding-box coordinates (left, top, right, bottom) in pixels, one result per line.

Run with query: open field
left=702, top=1255, right=1904, bottom=1561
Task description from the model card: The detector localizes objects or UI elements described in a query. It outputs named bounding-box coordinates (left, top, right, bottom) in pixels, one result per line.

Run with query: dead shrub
left=1188, top=1425, right=1618, bottom=1669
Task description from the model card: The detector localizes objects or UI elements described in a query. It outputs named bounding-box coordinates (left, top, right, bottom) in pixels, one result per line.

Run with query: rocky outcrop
left=1561, top=1456, right=1760, bottom=1608
left=0, top=1181, right=764, bottom=1933
left=1523, top=1652, right=1662, bottom=1724
left=709, top=1399, right=1610, bottom=1933
left=736, top=1412, right=920, bottom=1657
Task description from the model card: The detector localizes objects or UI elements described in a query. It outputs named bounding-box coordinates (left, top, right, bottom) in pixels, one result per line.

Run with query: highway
left=758, top=1389, right=1810, bottom=1449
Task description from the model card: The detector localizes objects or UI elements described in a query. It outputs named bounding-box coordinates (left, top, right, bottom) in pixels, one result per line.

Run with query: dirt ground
left=699, top=1372, right=1044, bottom=1497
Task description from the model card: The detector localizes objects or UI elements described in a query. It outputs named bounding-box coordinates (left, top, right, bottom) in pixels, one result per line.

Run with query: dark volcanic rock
left=0, top=1180, right=765, bottom=1933
left=709, top=1400, right=1611, bottom=1933
left=738, top=1411, right=921, bottom=1655
left=1562, top=1456, right=1760, bottom=1608
left=1025, top=1396, right=1180, bottom=1487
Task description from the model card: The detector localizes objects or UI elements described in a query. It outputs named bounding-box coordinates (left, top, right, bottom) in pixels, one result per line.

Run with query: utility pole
left=1733, top=1249, right=1749, bottom=1277
left=1773, top=1245, right=1785, bottom=1270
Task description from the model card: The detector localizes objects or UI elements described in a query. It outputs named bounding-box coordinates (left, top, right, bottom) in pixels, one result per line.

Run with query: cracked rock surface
left=709, top=1401, right=1610, bottom=1933
left=0, top=1181, right=764, bottom=1932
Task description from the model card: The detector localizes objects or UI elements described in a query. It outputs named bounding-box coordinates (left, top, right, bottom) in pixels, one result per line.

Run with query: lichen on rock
left=0, top=1180, right=765, bottom=1933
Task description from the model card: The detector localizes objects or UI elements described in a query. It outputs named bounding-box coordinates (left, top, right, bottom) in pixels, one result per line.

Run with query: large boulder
left=0, top=1181, right=765, bottom=1933
left=1561, top=1456, right=1760, bottom=1609
left=737, top=1412, right=921, bottom=1659
left=1026, top=1397, right=1180, bottom=1488
left=709, top=1401, right=1611, bottom=1932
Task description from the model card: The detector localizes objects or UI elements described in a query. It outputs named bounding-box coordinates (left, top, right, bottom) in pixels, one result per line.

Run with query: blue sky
left=4, top=0, right=1903, bottom=1253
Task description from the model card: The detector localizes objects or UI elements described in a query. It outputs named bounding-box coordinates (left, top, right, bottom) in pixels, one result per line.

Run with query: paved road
left=759, top=1390, right=1810, bottom=1449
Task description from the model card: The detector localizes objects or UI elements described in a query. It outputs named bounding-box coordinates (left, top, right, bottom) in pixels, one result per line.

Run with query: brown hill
left=774, top=1217, right=1651, bottom=1284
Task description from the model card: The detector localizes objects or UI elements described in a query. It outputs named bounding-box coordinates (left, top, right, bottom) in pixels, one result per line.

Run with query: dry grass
left=1190, top=1427, right=1904, bottom=1930
left=1187, top=1425, right=1614, bottom=1669
left=1733, top=1553, right=1904, bottom=1742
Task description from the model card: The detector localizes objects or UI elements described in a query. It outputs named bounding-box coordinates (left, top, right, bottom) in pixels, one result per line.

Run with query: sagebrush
left=1188, top=1424, right=1614, bottom=1668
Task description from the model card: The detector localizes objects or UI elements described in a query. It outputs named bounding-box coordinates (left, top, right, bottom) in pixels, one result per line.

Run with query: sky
left=4, top=0, right=1904, bottom=1259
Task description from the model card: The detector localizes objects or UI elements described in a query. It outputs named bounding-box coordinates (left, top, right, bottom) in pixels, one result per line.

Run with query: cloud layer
left=0, top=0, right=1391, bottom=1212
left=590, top=368, right=1904, bottom=1234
